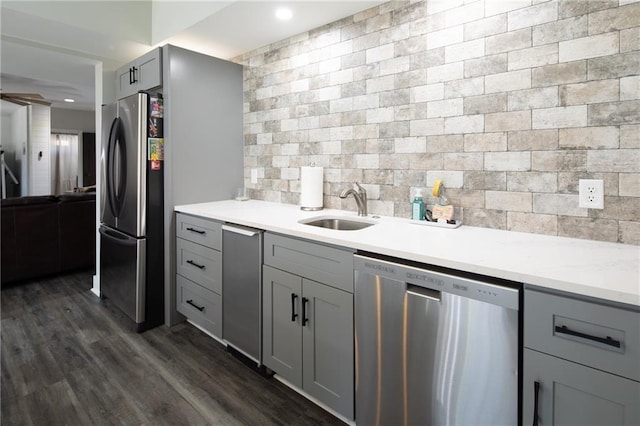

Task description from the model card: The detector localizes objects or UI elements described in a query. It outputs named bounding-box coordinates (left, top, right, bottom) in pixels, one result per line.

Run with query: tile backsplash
left=238, top=0, right=640, bottom=245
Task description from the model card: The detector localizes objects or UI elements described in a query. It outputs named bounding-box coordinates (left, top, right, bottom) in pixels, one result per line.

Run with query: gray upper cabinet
left=116, top=47, right=162, bottom=100
left=523, top=288, right=640, bottom=425
left=262, top=232, right=355, bottom=420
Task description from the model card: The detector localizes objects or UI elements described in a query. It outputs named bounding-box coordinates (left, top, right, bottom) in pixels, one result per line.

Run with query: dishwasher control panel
left=354, top=254, right=520, bottom=310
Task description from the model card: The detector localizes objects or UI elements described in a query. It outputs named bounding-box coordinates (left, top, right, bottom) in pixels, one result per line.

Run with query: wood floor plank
left=1, top=271, right=344, bottom=426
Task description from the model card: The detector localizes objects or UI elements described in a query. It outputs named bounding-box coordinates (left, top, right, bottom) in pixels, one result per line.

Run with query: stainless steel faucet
left=340, top=182, right=368, bottom=216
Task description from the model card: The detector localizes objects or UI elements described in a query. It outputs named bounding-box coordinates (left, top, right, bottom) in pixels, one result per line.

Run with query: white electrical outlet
left=250, top=168, right=258, bottom=184
left=579, top=179, right=604, bottom=209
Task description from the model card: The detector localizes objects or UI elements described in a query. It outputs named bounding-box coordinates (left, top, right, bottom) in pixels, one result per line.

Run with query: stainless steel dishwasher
left=222, top=224, right=263, bottom=365
left=354, top=253, right=520, bottom=426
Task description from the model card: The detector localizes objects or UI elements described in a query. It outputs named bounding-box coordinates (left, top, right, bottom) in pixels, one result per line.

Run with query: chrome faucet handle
left=339, top=183, right=368, bottom=216
left=354, top=183, right=367, bottom=216
left=354, top=182, right=366, bottom=197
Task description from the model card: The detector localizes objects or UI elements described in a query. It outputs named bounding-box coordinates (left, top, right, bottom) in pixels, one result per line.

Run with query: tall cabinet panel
left=162, top=45, right=244, bottom=326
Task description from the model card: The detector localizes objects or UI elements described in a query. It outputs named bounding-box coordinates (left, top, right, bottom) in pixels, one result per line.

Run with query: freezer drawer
left=99, top=225, right=146, bottom=323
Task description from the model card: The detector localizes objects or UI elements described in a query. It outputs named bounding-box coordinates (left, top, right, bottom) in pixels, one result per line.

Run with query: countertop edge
left=175, top=200, right=640, bottom=308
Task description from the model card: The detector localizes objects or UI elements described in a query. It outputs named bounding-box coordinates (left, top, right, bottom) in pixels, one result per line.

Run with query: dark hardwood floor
left=1, top=271, right=344, bottom=425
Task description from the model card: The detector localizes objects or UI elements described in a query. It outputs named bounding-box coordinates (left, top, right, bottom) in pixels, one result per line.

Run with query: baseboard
left=91, top=274, right=100, bottom=297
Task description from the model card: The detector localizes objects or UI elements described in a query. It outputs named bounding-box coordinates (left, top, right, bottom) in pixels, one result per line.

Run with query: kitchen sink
left=299, top=215, right=377, bottom=231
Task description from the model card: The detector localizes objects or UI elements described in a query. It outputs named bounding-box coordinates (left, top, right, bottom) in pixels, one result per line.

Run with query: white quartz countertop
left=175, top=200, right=640, bottom=307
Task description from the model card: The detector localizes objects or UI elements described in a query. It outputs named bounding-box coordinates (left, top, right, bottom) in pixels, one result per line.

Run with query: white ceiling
left=1, top=0, right=385, bottom=113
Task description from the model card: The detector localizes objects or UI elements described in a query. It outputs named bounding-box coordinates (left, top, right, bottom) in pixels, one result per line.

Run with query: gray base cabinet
left=524, top=348, right=639, bottom=425
left=263, top=266, right=302, bottom=383
left=176, top=275, right=222, bottom=336
left=523, top=288, right=640, bottom=425
left=262, top=232, right=355, bottom=420
left=301, top=275, right=353, bottom=414
left=175, top=213, right=223, bottom=338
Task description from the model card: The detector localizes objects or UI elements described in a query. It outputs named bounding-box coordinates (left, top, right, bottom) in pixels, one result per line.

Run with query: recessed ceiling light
left=64, top=98, right=75, bottom=103
left=275, top=7, right=292, bottom=20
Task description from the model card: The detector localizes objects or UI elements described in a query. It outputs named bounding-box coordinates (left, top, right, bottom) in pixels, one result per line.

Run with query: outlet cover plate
left=579, top=179, right=604, bottom=209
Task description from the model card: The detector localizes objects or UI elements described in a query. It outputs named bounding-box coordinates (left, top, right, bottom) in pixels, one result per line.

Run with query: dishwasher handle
left=407, top=284, right=441, bottom=302
left=222, top=224, right=262, bottom=237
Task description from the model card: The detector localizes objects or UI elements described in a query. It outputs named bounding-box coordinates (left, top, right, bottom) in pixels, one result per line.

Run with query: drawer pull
left=186, top=260, right=206, bottom=270
left=554, top=325, right=621, bottom=348
left=186, top=227, right=206, bottom=235
left=186, top=299, right=205, bottom=312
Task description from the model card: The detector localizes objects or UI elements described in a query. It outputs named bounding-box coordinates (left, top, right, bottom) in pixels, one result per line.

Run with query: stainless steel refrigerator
left=100, top=91, right=164, bottom=332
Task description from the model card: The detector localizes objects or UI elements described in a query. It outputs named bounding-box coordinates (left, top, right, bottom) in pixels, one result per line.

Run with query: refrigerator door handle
left=107, top=117, right=127, bottom=218
left=105, top=117, right=119, bottom=218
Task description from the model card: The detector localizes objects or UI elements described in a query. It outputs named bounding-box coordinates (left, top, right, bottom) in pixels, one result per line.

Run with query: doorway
left=51, top=132, right=79, bottom=194
left=50, top=131, right=97, bottom=194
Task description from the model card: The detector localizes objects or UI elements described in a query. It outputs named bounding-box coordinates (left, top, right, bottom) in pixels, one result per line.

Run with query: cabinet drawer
left=524, top=289, right=640, bottom=381
left=177, top=275, right=222, bottom=338
left=263, top=233, right=354, bottom=293
left=176, top=213, right=222, bottom=249
left=176, top=238, right=222, bottom=294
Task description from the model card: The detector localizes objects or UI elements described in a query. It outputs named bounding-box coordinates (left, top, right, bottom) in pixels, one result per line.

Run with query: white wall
left=27, top=104, right=51, bottom=195
left=102, top=69, right=116, bottom=106
left=11, top=107, right=28, bottom=196
left=51, top=108, right=95, bottom=132
left=2, top=113, right=19, bottom=173
left=2, top=106, right=27, bottom=197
